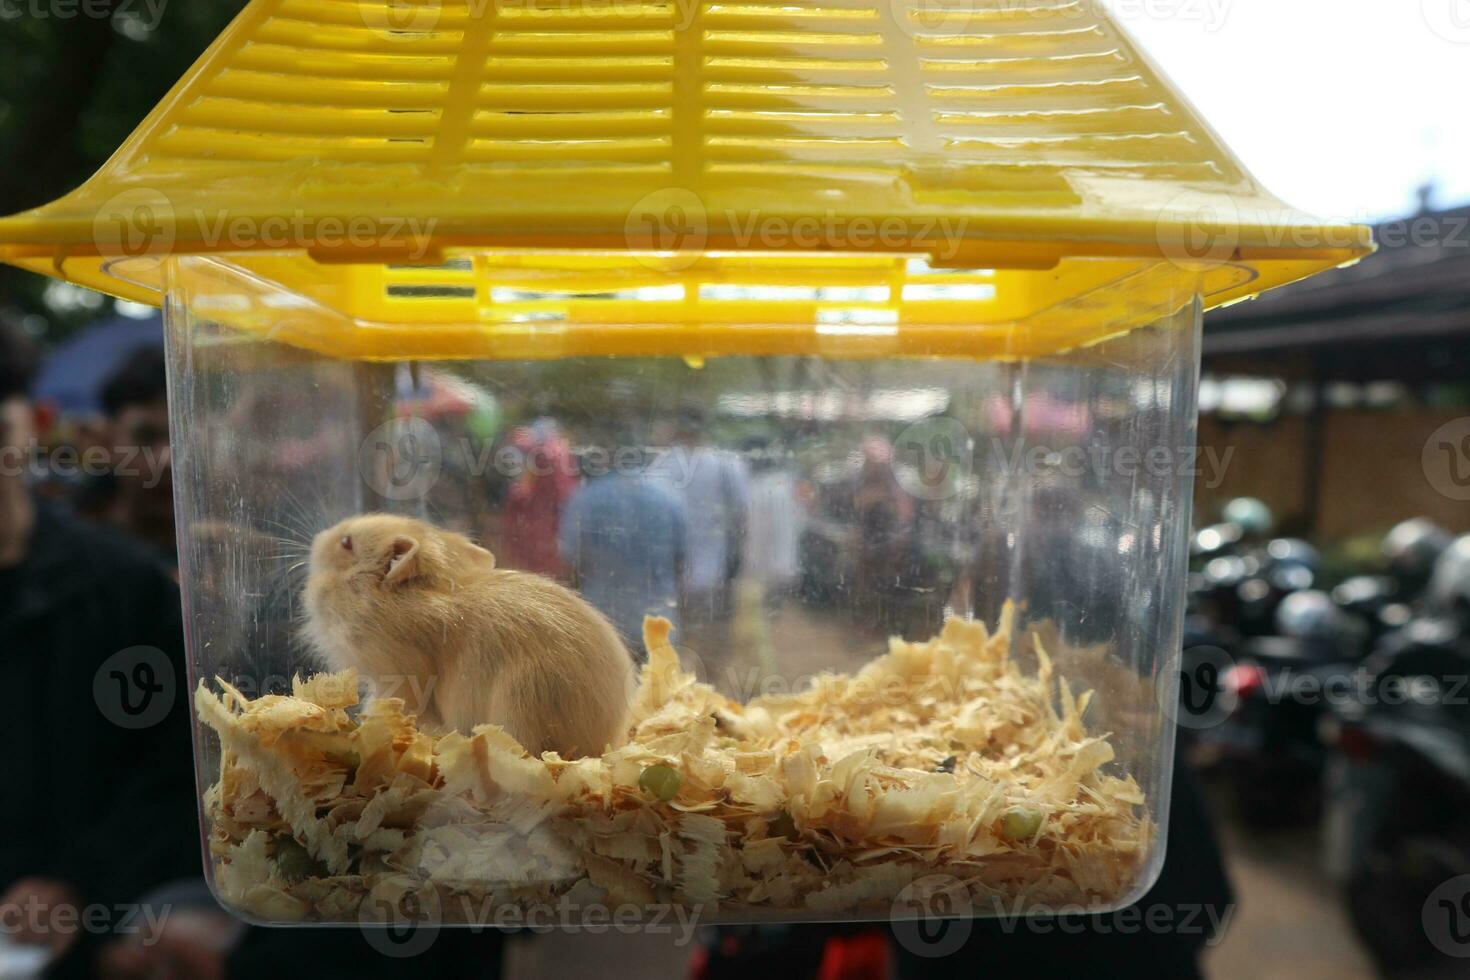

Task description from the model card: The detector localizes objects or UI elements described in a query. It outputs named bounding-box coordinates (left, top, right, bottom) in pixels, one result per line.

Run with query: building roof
left=1205, top=204, right=1470, bottom=381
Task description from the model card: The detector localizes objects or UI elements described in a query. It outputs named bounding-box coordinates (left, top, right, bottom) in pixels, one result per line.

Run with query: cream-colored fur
left=303, top=513, right=634, bottom=758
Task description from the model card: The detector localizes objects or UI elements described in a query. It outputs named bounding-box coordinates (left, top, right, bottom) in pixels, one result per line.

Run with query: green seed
left=274, top=835, right=327, bottom=882
left=1001, top=807, right=1043, bottom=841
left=639, top=764, right=681, bottom=802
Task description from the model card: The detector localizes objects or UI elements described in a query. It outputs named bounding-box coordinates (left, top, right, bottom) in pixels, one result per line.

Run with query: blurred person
left=51, top=367, right=510, bottom=979
left=852, top=436, right=916, bottom=634
left=646, top=405, right=749, bottom=624
left=740, top=435, right=803, bottom=596
left=75, top=346, right=175, bottom=565
left=386, top=367, right=504, bottom=539
left=731, top=436, right=804, bottom=675
left=0, top=323, right=198, bottom=977
left=560, top=431, right=688, bottom=657
left=500, top=419, right=579, bottom=576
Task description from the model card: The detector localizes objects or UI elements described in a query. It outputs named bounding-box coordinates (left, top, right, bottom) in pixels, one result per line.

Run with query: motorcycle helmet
left=1276, top=590, right=1349, bottom=640
left=1222, top=497, right=1274, bottom=538
left=1331, top=575, right=1397, bottom=613
left=1428, top=535, right=1470, bottom=619
left=1383, top=518, right=1454, bottom=593
left=1192, top=521, right=1244, bottom=557
left=1265, top=538, right=1320, bottom=592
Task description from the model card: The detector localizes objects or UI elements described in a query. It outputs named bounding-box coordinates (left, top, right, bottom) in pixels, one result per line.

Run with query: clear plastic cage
left=167, top=251, right=1200, bottom=926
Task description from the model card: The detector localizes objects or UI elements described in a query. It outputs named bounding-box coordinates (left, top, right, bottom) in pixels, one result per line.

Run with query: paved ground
left=1204, top=819, right=1376, bottom=979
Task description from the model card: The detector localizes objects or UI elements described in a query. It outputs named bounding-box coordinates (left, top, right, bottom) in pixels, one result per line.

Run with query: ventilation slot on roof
left=387, top=284, right=477, bottom=299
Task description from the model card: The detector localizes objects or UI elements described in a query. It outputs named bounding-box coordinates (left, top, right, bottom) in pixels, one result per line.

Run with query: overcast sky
left=1105, top=0, right=1470, bottom=221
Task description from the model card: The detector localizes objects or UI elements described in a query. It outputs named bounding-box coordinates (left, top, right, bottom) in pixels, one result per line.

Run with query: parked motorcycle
left=1321, top=534, right=1470, bottom=969
left=1322, top=620, right=1470, bottom=968
left=1196, top=588, right=1368, bottom=826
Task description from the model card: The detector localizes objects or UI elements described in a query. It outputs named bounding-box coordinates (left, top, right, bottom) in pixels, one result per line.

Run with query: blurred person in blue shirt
left=645, top=404, right=749, bottom=623
left=560, top=430, right=688, bottom=658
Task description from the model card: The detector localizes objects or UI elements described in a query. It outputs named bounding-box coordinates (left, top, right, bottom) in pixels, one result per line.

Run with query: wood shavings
left=199, top=606, right=1153, bottom=922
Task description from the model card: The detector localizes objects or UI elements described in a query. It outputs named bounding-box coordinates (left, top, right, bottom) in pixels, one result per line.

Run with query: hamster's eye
left=340, top=535, right=353, bottom=552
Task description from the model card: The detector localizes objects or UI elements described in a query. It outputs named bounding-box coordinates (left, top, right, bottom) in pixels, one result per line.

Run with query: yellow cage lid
left=0, top=0, right=1372, bottom=360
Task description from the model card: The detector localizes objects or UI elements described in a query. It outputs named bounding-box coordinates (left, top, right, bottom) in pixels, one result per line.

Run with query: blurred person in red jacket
left=500, top=419, right=579, bottom=577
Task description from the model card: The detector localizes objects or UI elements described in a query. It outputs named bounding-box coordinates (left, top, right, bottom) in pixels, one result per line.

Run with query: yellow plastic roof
left=0, top=0, right=1372, bottom=359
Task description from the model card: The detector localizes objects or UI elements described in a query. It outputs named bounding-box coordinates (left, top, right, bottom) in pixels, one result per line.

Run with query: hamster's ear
left=384, top=536, right=420, bottom=586
left=465, top=541, right=497, bottom=570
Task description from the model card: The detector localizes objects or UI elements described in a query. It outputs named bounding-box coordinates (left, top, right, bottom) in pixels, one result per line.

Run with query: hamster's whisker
left=252, top=547, right=307, bottom=562
left=258, top=532, right=307, bottom=545
left=274, top=481, right=336, bottom=535
left=251, top=552, right=308, bottom=567
left=253, top=517, right=313, bottom=547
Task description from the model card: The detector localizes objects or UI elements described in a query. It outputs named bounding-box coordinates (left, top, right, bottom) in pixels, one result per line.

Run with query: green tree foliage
left=0, top=0, right=247, bottom=340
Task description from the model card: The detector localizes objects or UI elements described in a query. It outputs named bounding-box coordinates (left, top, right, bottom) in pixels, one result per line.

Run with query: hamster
left=302, top=513, right=634, bottom=758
